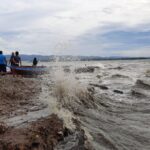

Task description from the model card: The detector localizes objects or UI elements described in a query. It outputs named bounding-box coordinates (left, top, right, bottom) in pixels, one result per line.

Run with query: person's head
left=0, top=51, right=3, bottom=54
left=34, top=57, right=37, bottom=60
left=11, top=52, right=14, bottom=56
left=15, top=51, right=19, bottom=56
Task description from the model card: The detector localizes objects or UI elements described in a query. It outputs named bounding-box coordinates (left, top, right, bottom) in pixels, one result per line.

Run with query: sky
left=0, top=0, right=150, bottom=57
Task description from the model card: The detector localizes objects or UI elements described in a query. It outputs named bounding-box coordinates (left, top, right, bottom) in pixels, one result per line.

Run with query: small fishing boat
left=10, top=66, right=48, bottom=76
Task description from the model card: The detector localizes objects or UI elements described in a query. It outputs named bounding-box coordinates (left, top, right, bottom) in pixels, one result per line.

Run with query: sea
left=28, top=59, right=150, bottom=149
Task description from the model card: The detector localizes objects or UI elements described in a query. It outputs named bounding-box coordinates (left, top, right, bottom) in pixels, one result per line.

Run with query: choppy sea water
left=41, top=59, right=150, bottom=150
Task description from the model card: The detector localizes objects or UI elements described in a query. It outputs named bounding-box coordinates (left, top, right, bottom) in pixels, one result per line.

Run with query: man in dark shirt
left=33, top=57, right=38, bottom=66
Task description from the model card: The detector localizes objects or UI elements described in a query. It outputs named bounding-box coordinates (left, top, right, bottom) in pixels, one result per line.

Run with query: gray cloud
left=0, top=0, right=150, bottom=56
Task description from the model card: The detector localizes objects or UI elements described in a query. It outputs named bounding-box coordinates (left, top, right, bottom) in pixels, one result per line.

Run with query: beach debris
left=111, top=74, right=129, bottom=79
left=113, top=90, right=123, bottom=94
left=90, top=83, right=108, bottom=90
left=75, top=66, right=99, bottom=73
left=0, top=122, right=8, bottom=134
left=96, top=75, right=102, bottom=79
left=109, top=66, right=123, bottom=70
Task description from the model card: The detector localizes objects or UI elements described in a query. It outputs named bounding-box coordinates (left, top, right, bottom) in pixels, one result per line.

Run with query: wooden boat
left=11, top=66, right=48, bottom=76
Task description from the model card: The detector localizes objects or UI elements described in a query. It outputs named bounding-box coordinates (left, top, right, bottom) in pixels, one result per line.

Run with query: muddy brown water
left=44, top=60, right=150, bottom=150
left=2, top=60, right=150, bottom=150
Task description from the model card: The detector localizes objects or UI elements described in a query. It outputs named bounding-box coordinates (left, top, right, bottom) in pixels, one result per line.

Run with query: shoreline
left=0, top=75, right=89, bottom=150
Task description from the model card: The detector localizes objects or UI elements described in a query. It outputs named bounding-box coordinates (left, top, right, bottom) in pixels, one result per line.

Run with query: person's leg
left=2, top=65, right=6, bottom=72
left=11, top=66, right=16, bottom=77
left=0, top=65, right=3, bottom=72
left=1, top=65, right=6, bottom=75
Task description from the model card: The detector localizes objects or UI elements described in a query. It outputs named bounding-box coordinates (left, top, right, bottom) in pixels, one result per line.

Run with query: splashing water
left=42, top=59, right=150, bottom=150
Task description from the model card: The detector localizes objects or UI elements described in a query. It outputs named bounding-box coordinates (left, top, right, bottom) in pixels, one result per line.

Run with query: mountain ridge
left=5, top=55, right=150, bottom=61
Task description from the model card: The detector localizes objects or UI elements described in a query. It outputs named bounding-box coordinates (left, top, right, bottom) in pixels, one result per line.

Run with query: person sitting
left=13, top=51, right=22, bottom=66
left=0, top=51, right=7, bottom=73
left=33, top=57, right=38, bottom=66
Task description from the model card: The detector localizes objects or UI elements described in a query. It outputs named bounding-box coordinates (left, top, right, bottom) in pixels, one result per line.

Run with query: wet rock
left=90, top=83, right=108, bottom=90
left=57, top=131, right=64, bottom=141
left=109, top=66, right=123, bottom=70
left=63, top=127, right=71, bottom=137
left=75, top=66, right=99, bottom=73
left=55, top=129, right=89, bottom=150
left=136, top=79, right=150, bottom=89
left=63, top=66, right=71, bottom=73
left=96, top=75, right=102, bottom=79
left=145, top=70, right=150, bottom=77
left=64, top=68, right=71, bottom=73
left=113, top=90, right=123, bottom=94
left=99, top=85, right=109, bottom=90
left=0, top=123, right=8, bottom=134
left=111, top=74, right=129, bottom=79
left=99, top=102, right=109, bottom=108
left=87, top=87, right=95, bottom=94
left=131, top=89, right=147, bottom=98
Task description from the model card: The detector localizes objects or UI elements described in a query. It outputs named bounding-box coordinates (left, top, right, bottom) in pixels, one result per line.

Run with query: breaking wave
left=45, top=60, right=150, bottom=150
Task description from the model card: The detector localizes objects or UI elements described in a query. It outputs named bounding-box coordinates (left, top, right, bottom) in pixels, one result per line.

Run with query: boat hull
left=11, top=66, right=48, bottom=76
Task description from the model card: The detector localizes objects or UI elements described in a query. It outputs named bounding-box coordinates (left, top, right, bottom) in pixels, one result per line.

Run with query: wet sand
left=0, top=76, right=64, bottom=149
left=0, top=75, right=88, bottom=150
left=0, top=76, right=42, bottom=117
left=0, top=115, right=64, bottom=150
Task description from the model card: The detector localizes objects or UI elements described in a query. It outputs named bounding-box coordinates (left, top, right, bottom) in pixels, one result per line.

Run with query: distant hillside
left=6, top=55, right=150, bottom=62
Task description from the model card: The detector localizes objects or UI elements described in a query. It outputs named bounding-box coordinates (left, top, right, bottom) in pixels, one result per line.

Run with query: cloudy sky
left=0, top=0, right=150, bottom=56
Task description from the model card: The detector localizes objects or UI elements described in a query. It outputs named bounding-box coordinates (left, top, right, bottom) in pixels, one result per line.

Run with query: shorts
left=0, top=64, right=6, bottom=72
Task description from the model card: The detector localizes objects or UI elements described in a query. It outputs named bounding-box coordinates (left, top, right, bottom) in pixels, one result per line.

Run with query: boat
left=10, top=66, right=48, bottom=76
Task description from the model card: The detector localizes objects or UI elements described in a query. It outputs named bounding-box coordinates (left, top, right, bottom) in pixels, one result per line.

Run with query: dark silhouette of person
left=33, top=57, right=38, bottom=66
left=13, top=51, right=22, bottom=66
left=0, top=51, right=7, bottom=72
left=9, top=52, right=15, bottom=66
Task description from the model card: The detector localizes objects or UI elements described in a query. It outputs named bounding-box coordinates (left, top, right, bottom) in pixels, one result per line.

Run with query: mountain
left=6, top=55, right=150, bottom=62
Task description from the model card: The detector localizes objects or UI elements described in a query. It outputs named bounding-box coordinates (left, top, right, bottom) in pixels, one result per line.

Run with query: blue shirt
left=0, top=54, right=7, bottom=65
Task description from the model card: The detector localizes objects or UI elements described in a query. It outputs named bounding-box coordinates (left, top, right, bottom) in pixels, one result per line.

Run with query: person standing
left=33, top=57, right=38, bottom=66
left=0, top=51, right=7, bottom=72
left=13, top=51, right=22, bottom=66
left=9, top=52, right=15, bottom=66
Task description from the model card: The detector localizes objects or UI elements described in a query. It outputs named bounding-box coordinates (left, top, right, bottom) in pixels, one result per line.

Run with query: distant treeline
left=5, top=55, right=150, bottom=62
